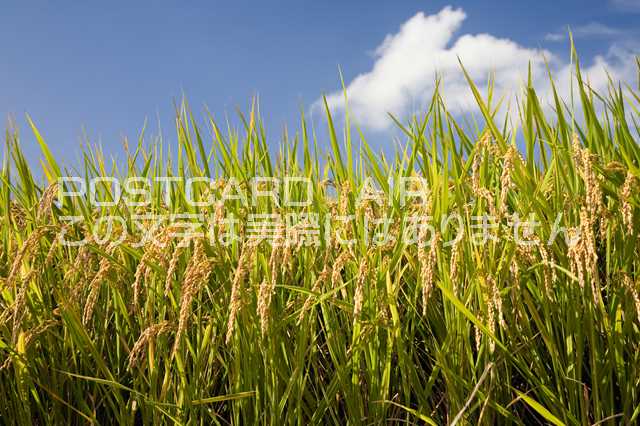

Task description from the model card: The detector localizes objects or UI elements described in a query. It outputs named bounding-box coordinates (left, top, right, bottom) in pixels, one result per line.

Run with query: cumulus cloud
left=318, top=6, right=638, bottom=131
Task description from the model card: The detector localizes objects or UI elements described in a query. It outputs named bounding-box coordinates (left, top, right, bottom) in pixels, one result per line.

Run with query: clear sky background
left=1, top=1, right=638, bottom=167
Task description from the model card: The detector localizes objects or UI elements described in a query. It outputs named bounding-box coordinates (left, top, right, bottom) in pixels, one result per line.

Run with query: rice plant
left=0, top=51, right=639, bottom=425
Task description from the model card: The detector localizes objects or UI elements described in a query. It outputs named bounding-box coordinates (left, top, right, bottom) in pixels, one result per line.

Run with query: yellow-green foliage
left=0, top=55, right=639, bottom=425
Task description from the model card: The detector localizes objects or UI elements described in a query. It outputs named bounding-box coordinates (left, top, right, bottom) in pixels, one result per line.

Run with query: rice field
left=1, top=55, right=639, bottom=424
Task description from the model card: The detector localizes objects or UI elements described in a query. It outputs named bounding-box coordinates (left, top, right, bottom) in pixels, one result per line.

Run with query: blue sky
left=1, top=1, right=638, bottom=166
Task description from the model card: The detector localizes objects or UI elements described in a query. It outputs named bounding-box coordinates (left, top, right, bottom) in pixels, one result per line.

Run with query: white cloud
left=545, top=22, right=622, bottom=42
left=318, top=7, right=638, bottom=131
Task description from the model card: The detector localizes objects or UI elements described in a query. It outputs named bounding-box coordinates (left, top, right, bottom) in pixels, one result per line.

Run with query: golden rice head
left=165, top=236, right=192, bottom=297
left=623, top=274, right=640, bottom=322
left=11, top=268, right=38, bottom=342
left=573, top=134, right=603, bottom=221
left=470, top=142, right=497, bottom=218
left=37, top=182, right=59, bottom=221
left=1, top=319, right=59, bottom=370
left=133, top=227, right=174, bottom=309
left=339, top=181, right=351, bottom=216
left=6, top=226, right=53, bottom=290
left=450, top=236, right=463, bottom=295
left=9, top=201, right=27, bottom=229
left=499, top=146, right=516, bottom=217
left=129, top=321, right=174, bottom=369
left=299, top=261, right=331, bottom=323
left=331, top=250, right=352, bottom=291
left=353, top=255, right=369, bottom=320
left=537, top=242, right=555, bottom=298
left=483, top=277, right=498, bottom=353
left=419, top=230, right=440, bottom=315
left=82, top=242, right=119, bottom=325
left=474, top=312, right=483, bottom=353
left=226, top=245, right=254, bottom=344
left=567, top=227, right=586, bottom=290
left=173, top=240, right=213, bottom=355
left=621, top=172, right=635, bottom=235
left=257, top=226, right=286, bottom=337
left=487, top=275, right=504, bottom=329
left=580, top=208, right=600, bottom=303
